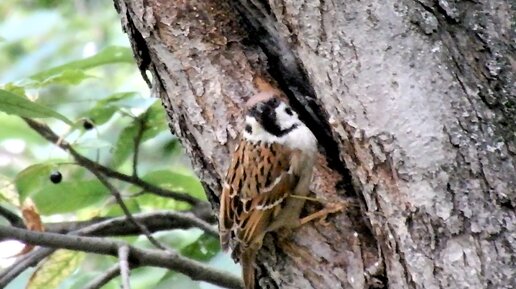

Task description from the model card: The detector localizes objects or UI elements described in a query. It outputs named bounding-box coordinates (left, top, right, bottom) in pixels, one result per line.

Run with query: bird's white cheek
left=282, top=126, right=317, bottom=154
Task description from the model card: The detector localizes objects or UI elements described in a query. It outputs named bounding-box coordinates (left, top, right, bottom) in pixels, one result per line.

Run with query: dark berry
left=83, top=119, right=94, bottom=130
left=49, top=171, right=62, bottom=184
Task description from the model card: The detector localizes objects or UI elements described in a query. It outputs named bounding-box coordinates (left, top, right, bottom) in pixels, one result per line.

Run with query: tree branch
left=44, top=211, right=218, bottom=237
left=0, top=247, right=54, bottom=287
left=0, top=205, right=24, bottom=227
left=88, top=168, right=170, bottom=251
left=132, top=118, right=145, bottom=177
left=82, top=264, right=122, bottom=289
left=118, top=245, right=131, bottom=289
left=0, top=225, right=243, bottom=289
left=23, top=118, right=202, bottom=206
left=0, top=210, right=216, bottom=286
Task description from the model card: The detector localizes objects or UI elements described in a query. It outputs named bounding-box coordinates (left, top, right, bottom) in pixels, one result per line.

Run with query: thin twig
left=0, top=205, right=24, bottom=227
left=0, top=225, right=243, bottom=289
left=82, top=264, right=122, bottom=289
left=118, top=245, right=131, bottom=289
left=89, top=169, right=170, bottom=251
left=23, top=118, right=201, bottom=206
left=43, top=211, right=218, bottom=237
left=0, top=247, right=54, bottom=287
left=132, top=118, right=145, bottom=177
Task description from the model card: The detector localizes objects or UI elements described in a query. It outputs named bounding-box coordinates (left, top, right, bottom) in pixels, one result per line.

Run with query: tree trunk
left=113, top=0, right=515, bottom=288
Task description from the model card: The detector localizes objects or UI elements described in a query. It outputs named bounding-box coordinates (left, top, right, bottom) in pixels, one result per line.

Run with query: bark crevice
left=231, top=0, right=358, bottom=197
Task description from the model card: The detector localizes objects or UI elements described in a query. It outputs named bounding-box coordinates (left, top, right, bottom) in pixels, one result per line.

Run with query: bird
left=219, top=91, right=339, bottom=289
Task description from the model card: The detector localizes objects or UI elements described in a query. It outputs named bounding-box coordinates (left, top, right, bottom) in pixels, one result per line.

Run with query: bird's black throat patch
left=248, top=98, right=297, bottom=137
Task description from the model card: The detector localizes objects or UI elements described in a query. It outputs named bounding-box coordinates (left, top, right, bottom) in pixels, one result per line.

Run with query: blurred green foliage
left=0, top=1, right=239, bottom=288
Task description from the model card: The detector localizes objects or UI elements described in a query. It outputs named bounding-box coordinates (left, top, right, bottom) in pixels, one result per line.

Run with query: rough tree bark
left=113, top=1, right=515, bottom=288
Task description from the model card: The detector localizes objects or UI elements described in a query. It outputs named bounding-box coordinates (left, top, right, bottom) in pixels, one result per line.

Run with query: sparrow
left=218, top=92, right=319, bottom=289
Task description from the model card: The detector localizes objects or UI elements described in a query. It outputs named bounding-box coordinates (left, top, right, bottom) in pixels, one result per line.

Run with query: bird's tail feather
left=219, top=230, right=230, bottom=252
left=240, top=249, right=257, bottom=289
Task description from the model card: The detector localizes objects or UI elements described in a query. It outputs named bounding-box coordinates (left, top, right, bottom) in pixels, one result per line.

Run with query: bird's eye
left=284, top=107, right=293, bottom=116
left=245, top=124, right=252, bottom=133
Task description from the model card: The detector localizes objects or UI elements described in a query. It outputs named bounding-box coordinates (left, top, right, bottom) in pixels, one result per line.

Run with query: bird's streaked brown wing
left=218, top=140, right=297, bottom=252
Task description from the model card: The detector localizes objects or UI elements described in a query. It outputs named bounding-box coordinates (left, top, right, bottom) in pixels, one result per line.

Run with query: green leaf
left=155, top=272, right=202, bottom=289
left=96, top=91, right=142, bottom=107
left=111, top=121, right=139, bottom=168
left=29, top=46, right=133, bottom=83
left=65, top=255, right=120, bottom=289
left=27, top=250, right=85, bottom=289
left=0, top=89, right=74, bottom=125
left=180, top=233, right=220, bottom=261
left=141, top=170, right=206, bottom=200
left=102, top=198, right=141, bottom=217
left=140, top=101, right=167, bottom=140
left=0, top=114, right=46, bottom=144
left=162, top=138, right=182, bottom=156
left=2, top=82, right=26, bottom=96
left=85, top=92, right=138, bottom=125
left=154, top=228, right=204, bottom=250
left=110, top=101, right=167, bottom=168
left=14, top=70, right=94, bottom=88
left=32, top=180, right=109, bottom=215
left=131, top=168, right=206, bottom=212
left=130, top=267, right=167, bottom=289
left=29, top=69, right=94, bottom=87
left=0, top=174, right=20, bottom=206
left=87, top=106, right=117, bottom=126
left=64, top=273, right=112, bottom=289
left=15, top=163, right=54, bottom=202
left=73, top=138, right=112, bottom=150
left=138, top=231, right=219, bottom=287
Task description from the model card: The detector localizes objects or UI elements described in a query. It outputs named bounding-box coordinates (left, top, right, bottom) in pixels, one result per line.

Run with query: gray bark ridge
left=114, top=0, right=515, bottom=288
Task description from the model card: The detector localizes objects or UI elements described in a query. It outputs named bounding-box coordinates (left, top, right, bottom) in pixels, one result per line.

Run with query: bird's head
left=244, top=93, right=301, bottom=141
